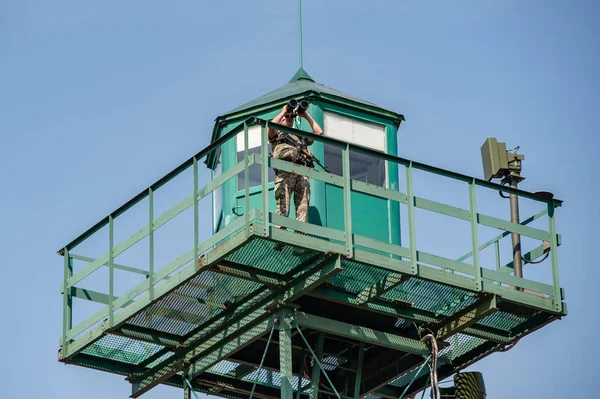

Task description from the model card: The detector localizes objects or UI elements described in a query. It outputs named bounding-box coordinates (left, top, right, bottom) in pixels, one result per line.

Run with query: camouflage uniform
left=270, top=132, right=310, bottom=224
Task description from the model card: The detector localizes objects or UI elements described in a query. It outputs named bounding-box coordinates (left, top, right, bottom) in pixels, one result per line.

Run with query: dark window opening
left=324, top=145, right=386, bottom=187
left=237, top=146, right=275, bottom=190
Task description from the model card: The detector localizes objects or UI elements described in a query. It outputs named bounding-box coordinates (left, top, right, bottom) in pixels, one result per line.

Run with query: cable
left=423, top=334, right=440, bottom=399
left=522, top=251, right=549, bottom=264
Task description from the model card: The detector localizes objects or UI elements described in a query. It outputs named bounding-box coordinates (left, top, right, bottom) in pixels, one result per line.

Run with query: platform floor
left=61, top=222, right=562, bottom=399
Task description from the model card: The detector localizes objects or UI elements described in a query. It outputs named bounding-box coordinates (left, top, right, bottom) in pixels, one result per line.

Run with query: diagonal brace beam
left=355, top=272, right=408, bottom=304
left=295, top=313, right=428, bottom=357
left=130, top=254, right=343, bottom=397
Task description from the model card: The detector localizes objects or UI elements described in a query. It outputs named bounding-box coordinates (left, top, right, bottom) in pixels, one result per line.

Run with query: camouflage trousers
left=274, top=170, right=310, bottom=224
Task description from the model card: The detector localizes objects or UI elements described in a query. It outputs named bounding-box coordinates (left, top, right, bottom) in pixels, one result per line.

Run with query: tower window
left=323, top=112, right=386, bottom=187
left=236, top=125, right=275, bottom=190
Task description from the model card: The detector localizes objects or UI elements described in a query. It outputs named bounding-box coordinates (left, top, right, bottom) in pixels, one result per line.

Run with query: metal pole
left=509, top=178, right=523, bottom=279
left=298, top=0, right=303, bottom=69
left=353, top=342, right=365, bottom=399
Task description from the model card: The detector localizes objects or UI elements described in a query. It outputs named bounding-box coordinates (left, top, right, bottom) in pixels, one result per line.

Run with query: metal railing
left=59, top=117, right=564, bottom=359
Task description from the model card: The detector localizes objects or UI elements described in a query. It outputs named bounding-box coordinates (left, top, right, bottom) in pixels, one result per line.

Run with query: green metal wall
left=212, top=99, right=401, bottom=248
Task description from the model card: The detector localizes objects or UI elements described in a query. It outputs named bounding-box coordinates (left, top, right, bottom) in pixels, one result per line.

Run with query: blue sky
left=1, top=1, right=598, bottom=398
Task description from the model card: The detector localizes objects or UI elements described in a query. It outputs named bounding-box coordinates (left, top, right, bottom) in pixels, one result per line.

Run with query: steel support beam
left=309, top=332, right=325, bottom=399
left=208, top=260, right=286, bottom=287
left=130, top=255, right=342, bottom=397
left=432, top=295, right=498, bottom=340
left=296, top=313, right=428, bottom=357
left=279, top=310, right=294, bottom=399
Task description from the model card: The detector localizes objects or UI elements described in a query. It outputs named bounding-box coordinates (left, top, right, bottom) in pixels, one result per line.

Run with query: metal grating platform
left=61, top=226, right=562, bottom=399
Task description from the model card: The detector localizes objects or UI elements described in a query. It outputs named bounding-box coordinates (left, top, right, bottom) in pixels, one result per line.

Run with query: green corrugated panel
left=82, top=334, right=163, bottom=365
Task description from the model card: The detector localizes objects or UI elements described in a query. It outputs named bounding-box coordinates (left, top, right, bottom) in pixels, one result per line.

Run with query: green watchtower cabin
left=57, top=66, right=567, bottom=399
left=208, top=67, right=404, bottom=246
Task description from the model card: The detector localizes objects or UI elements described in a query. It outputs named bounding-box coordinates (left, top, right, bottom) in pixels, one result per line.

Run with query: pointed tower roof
left=216, top=68, right=404, bottom=124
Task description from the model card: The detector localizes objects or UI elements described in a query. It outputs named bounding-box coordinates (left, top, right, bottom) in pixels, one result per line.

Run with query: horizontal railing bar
left=481, top=268, right=554, bottom=295
left=70, top=287, right=113, bottom=305
left=354, top=235, right=411, bottom=259
left=477, top=214, right=550, bottom=242
left=351, top=180, right=407, bottom=204
left=481, top=281, right=557, bottom=313
left=59, top=117, right=256, bottom=254
left=267, top=157, right=344, bottom=187
left=456, top=209, right=548, bottom=262
left=269, top=212, right=346, bottom=241
left=69, top=254, right=150, bottom=276
left=414, top=197, right=470, bottom=221
left=416, top=251, right=473, bottom=275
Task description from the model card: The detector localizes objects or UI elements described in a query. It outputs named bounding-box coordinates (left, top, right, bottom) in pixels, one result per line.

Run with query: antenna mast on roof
left=298, top=0, right=304, bottom=69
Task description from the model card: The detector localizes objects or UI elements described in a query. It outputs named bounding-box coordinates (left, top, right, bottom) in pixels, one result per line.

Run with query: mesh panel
left=225, top=237, right=319, bottom=275
left=82, top=334, right=164, bottom=365
left=330, top=260, right=391, bottom=293
left=382, top=277, right=476, bottom=316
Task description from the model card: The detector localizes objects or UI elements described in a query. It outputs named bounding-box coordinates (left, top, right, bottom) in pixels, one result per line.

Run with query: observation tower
left=57, top=38, right=566, bottom=399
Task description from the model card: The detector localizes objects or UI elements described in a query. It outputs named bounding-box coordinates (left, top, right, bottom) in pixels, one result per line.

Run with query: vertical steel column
left=309, top=333, right=325, bottom=399
left=193, top=157, right=199, bottom=271
left=469, top=181, right=482, bottom=291
left=261, top=124, right=270, bottom=235
left=244, top=123, right=250, bottom=237
left=494, top=241, right=501, bottom=271
left=211, top=168, right=217, bottom=235
left=509, top=179, right=523, bottom=279
left=279, top=311, right=294, bottom=399
left=353, top=342, right=365, bottom=399
left=62, top=248, right=72, bottom=348
left=149, top=188, right=155, bottom=300
left=296, top=348, right=305, bottom=399
left=406, top=163, right=417, bottom=275
left=342, top=143, right=353, bottom=257
left=108, top=215, right=115, bottom=327
left=548, top=204, right=562, bottom=312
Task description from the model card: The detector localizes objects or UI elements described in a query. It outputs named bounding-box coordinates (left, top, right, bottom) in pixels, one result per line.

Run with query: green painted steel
left=278, top=310, right=294, bottom=399
left=469, top=181, right=482, bottom=291
left=57, top=114, right=565, bottom=399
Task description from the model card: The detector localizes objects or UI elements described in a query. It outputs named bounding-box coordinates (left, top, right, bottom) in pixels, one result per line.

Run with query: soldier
left=268, top=102, right=323, bottom=231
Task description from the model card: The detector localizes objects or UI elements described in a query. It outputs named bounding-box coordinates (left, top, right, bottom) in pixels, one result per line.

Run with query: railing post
left=342, top=143, right=353, bottom=257
left=193, top=157, right=199, bottom=271
left=149, top=188, right=155, bottom=300
left=548, top=204, right=562, bottom=312
left=108, top=215, right=115, bottom=327
left=244, top=122, right=250, bottom=237
left=261, top=124, right=269, bottom=236
left=62, top=248, right=72, bottom=349
left=406, top=162, right=417, bottom=275
left=494, top=240, right=501, bottom=271
left=469, top=180, right=482, bottom=291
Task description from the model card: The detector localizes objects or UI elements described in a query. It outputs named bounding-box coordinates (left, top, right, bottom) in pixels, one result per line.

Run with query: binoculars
left=286, top=99, right=309, bottom=117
